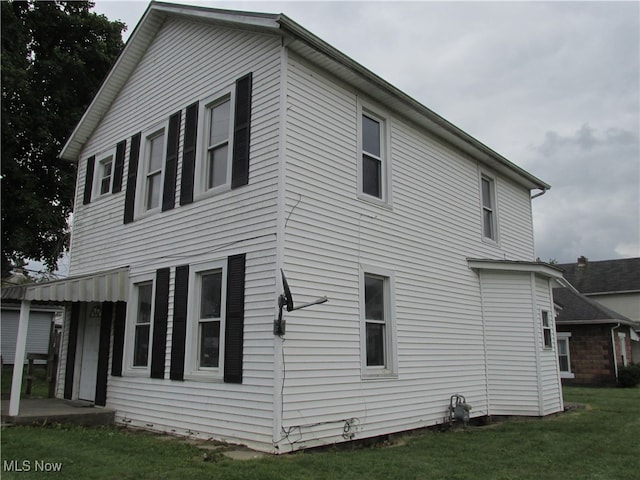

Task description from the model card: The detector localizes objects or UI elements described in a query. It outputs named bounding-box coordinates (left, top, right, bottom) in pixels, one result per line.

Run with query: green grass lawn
left=1, top=387, right=638, bottom=479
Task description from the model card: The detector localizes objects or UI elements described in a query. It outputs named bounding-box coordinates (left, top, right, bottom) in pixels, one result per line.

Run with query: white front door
left=78, top=311, right=101, bottom=401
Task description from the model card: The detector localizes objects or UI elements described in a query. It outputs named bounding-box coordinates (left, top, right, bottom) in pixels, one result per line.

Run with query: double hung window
left=97, top=155, right=114, bottom=196
left=556, top=333, right=573, bottom=377
left=185, top=260, right=228, bottom=378
left=542, top=310, right=553, bottom=349
left=131, top=280, right=153, bottom=369
left=481, top=175, right=497, bottom=241
left=358, top=102, right=391, bottom=205
left=360, top=266, right=396, bottom=377
left=198, top=269, right=223, bottom=369
left=205, top=99, right=232, bottom=190
left=144, top=130, right=166, bottom=211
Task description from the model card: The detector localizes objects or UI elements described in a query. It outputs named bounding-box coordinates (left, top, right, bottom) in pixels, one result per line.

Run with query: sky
left=87, top=0, right=639, bottom=265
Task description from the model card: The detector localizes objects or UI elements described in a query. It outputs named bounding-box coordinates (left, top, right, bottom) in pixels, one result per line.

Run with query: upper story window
left=360, top=265, right=397, bottom=378
left=204, top=97, right=233, bottom=191
left=481, top=174, right=497, bottom=241
left=358, top=101, right=392, bottom=206
left=144, top=130, right=166, bottom=211
left=97, top=153, right=114, bottom=196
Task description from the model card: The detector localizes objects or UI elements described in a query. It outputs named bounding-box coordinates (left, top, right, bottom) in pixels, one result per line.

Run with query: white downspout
left=9, top=300, right=31, bottom=416
left=610, top=323, right=621, bottom=383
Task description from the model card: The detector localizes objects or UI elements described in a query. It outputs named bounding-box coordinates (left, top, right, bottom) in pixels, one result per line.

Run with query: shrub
left=617, top=363, right=640, bottom=388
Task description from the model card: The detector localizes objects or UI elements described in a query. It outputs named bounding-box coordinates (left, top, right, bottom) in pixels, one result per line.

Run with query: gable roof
left=60, top=1, right=549, bottom=193
left=553, top=287, right=638, bottom=327
left=557, top=257, right=640, bottom=295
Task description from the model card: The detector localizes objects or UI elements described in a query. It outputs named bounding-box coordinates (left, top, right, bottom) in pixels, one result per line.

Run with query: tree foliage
left=1, top=1, right=125, bottom=276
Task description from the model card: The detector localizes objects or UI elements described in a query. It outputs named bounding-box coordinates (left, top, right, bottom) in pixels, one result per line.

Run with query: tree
left=1, top=1, right=125, bottom=277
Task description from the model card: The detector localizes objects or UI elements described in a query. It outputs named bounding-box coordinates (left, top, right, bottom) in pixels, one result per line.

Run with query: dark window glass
left=366, top=323, right=385, bottom=366
left=201, top=271, right=222, bottom=319
left=133, top=324, right=150, bottom=367
left=365, top=275, right=384, bottom=320
left=363, top=155, right=382, bottom=198
left=200, top=321, right=220, bottom=368
left=362, top=115, right=380, bottom=157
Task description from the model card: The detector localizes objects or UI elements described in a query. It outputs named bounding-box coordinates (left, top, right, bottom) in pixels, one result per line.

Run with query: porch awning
left=1, top=267, right=129, bottom=303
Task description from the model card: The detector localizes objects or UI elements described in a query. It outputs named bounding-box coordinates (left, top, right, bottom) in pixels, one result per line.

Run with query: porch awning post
left=9, top=299, right=31, bottom=416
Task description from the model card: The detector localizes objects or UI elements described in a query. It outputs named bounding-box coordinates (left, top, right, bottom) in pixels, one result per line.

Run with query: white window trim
left=135, top=121, right=169, bottom=218
left=359, top=263, right=397, bottom=379
left=479, top=170, right=499, bottom=244
left=184, top=259, right=228, bottom=382
left=92, top=147, right=117, bottom=200
left=194, top=87, right=237, bottom=201
left=557, top=332, right=574, bottom=379
left=123, top=272, right=156, bottom=377
left=357, top=99, right=393, bottom=208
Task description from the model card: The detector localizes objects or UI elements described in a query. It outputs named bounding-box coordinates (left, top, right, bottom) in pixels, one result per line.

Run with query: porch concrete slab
left=1, top=398, right=114, bottom=426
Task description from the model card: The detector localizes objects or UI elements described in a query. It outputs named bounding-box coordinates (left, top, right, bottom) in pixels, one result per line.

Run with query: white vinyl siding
left=69, top=19, right=282, bottom=450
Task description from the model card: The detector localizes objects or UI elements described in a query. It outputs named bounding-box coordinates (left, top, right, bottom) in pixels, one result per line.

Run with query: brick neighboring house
left=554, top=257, right=640, bottom=385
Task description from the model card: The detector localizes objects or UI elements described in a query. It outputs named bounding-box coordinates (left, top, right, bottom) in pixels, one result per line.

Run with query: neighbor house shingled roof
left=553, top=287, right=637, bottom=326
left=557, top=257, right=640, bottom=294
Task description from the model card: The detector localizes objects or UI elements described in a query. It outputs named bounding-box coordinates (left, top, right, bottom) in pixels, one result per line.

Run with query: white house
left=3, top=1, right=567, bottom=452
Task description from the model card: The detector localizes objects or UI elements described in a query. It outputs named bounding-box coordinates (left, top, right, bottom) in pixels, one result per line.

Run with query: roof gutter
left=531, top=188, right=548, bottom=200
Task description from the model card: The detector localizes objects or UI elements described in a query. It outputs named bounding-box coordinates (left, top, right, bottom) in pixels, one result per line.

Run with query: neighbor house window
left=133, top=281, right=153, bottom=367
left=557, top=332, right=574, bottom=378
left=618, top=332, right=628, bottom=366
left=144, top=129, right=166, bottom=211
left=358, top=102, right=391, bottom=205
left=481, top=174, right=497, bottom=240
left=542, top=310, right=553, bottom=349
left=360, top=266, right=396, bottom=377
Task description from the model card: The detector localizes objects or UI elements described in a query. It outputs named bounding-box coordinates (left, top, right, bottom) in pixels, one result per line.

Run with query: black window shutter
left=224, top=253, right=246, bottom=383
left=180, top=102, right=199, bottom=206
left=170, top=265, right=189, bottom=380
left=112, top=140, right=127, bottom=193
left=150, top=267, right=170, bottom=379
left=64, top=303, right=81, bottom=399
left=162, top=111, right=182, bottom=212
left=82, top=156, right=95, bottom=205
left=111, top=301, right=127, bottom=376
left=95, top=302, right=113, bottom=406
left=124, top=133, right=141, bottom=224
left=231, top=73, right=252, bottom=189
